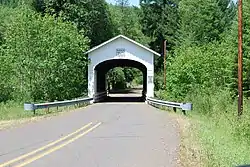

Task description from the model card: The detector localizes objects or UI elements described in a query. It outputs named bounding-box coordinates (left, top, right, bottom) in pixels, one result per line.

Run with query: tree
left=109, top=1, right=150, bottom=45
left=140, top=0, right=180, bottom=49
left=107, top=1, right=149, bottom=88
left=0, top=6, right=89, bottom=102
left=223, top=0, right=250, bottom=96
left=140, top=0, right=180, bottom=72
left=43, top=0, right=114, bottom=47
left=107, top=67, right=126, bottom=90
left=179, top=0, right=236, bottom=45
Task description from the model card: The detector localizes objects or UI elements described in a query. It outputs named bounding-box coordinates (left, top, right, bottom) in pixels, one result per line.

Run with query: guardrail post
left=173, top=107, right=177, bottom=112
left=146, top=97, right=193, bottom=115
left=182, top=110, right=186, bottom=115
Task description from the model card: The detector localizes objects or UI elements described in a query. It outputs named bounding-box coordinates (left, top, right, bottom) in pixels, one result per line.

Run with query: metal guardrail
left=24, top=97, right=93, bottom=114
left=146, top=97, right=192, bottom=114
left=94, top=91, right=108, bottom=102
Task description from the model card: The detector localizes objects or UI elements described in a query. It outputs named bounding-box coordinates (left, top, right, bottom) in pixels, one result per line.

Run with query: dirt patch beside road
left=169, top=113, right=205, bottom=167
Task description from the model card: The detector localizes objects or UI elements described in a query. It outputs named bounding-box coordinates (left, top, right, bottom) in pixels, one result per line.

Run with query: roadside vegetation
left=154, top=0, right=250, bottom=166
left=0, top=0, right=250, bottom=166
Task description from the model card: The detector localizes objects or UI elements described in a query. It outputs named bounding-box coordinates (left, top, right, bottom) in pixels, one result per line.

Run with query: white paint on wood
left=87, top=35, right=158, bottom=98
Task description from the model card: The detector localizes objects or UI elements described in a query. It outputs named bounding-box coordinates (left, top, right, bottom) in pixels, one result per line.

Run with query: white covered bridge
left=86, top=35, right=160, bottom=101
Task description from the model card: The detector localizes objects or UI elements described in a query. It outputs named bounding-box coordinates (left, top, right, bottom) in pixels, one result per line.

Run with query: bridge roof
left=85, top=35, right=161, bottom=56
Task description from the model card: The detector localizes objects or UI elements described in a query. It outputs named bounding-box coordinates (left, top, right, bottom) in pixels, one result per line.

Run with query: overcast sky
left=106, top=0, right=139, bottom=6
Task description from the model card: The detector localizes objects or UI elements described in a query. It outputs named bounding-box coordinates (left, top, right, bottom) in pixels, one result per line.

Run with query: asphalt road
left=0, top=101, right=180, bottom=167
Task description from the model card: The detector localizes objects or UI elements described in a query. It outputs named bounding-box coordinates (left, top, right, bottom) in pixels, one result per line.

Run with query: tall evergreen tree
left=43, top=0, right=114, bottom=47
left=107, top=0, right=150, bottom=88
left=140, top=0, right=180, bottom=52
left=110, top=0, right=150, bottom=45
left=179, top=0, right=236, bottom=45
left=140, top=0, right=180, bottom=72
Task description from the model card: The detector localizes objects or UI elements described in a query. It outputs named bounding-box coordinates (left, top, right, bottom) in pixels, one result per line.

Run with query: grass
left=156, top=89, right=250, bottom=167
left=0, top=101, right=29, bottom=120
left=187, top=90, right=250, bottom=167
left=190, top=113, right=250, bottom=167
left=163, top=108, right=250, bottom=167
left=0, top=100, right=89, bottom=129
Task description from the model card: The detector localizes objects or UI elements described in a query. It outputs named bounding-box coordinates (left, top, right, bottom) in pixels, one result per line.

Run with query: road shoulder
left=168, top=112, right=205, bottom=167
left=0, top=105, right=90, bottom=131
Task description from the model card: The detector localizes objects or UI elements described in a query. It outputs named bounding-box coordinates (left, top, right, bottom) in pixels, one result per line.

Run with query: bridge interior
left=94, top=59, right=147, bottom=102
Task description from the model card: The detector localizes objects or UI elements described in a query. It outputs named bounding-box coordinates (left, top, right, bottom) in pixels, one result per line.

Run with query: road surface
left=0, top=102, right=180, bottom=167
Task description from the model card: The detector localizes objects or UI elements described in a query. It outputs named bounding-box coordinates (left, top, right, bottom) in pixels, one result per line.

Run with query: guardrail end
left=180, top=103, right=193, bottom=111
left=24, top=103, right=35, bottom=111
left=24, top=103, right=36, bottom=115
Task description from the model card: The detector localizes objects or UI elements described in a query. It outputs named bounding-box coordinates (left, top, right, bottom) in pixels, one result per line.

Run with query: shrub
left=0, top=6, right=89, bottom=102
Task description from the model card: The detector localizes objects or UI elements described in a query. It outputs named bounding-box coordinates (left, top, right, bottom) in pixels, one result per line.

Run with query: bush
left=165, top=43, right=235, bottom=99
left=107, top=67, right=127, bottom=90
left=0, top=6, right=89, bottom=102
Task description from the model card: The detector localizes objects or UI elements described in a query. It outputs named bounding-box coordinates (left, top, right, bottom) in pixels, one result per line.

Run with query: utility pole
left=238, top=0, right=243, bottom=116
left=163, top=40, right=167, bottom=88
left=162, top=1, right=167, bottom=89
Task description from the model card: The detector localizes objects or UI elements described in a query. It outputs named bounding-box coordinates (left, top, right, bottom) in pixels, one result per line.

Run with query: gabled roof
left=85, top=35, right=161, bottom=56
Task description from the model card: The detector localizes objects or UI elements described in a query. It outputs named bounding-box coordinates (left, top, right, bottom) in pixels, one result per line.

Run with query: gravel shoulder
left=168, top=112, right=205, bottom=167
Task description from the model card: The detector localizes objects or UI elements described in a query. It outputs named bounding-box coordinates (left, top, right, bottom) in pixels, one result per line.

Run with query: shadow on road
left=100, top=96, right=145, bottom=103
left=98, top=88, right=145, bottom=103
left=108, top=88, right=142, bottom=94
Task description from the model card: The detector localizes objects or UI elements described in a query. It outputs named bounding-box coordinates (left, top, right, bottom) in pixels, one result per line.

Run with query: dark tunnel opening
left=94, top=59, right=147, bottom=102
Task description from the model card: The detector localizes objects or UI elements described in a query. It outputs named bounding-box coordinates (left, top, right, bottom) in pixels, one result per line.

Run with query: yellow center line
left=14, top=122, right=102, bottom=167
left=0, top=122, right=93, bottom=167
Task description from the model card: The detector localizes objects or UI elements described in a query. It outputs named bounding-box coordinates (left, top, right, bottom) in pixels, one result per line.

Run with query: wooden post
left=163, top=40, right=167, bottom=88
left=238, top=0, right=243, bottom=116
left=182, top=110, right=187, bottom=115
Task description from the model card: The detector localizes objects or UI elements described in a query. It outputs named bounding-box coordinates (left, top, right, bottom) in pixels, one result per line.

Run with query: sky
left=106, top=0, right=237, bottom=6
left=106, top=0, right=140, bottom=6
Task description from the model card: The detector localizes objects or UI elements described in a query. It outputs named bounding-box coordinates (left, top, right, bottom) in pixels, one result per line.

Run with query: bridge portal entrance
left=86, top=35, right=160, bottom=101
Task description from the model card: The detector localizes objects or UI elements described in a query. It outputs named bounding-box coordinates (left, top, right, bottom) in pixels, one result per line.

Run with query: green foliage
left=132, top=75, right=143, bottom=85
left=0, top=101, right=27, bottom=120
left=109, top=1, right=150, bottom=45
left=154, top=1, right=250, bottom=166
left=43, top=0, right=114, bottom=47
left=107, top=67, right=143, bottom=90
left=164, top=42, right=234, bottom=99
left=0, top=6, right=89, bottom=102
left=107, top=1, right=148, bottom=87
left=140, top=0, right=180, bottom=72
left=186, top=89, right=250, bottom=166
left=179, top=0, right=236, bottom=45
left=107, top=67, right=126, bottom=90
left=140, top=0, right=180, bottom=51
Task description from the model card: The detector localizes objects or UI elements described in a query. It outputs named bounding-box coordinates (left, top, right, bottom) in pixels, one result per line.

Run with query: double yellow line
left=0, top=122, right=101, bottom=167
